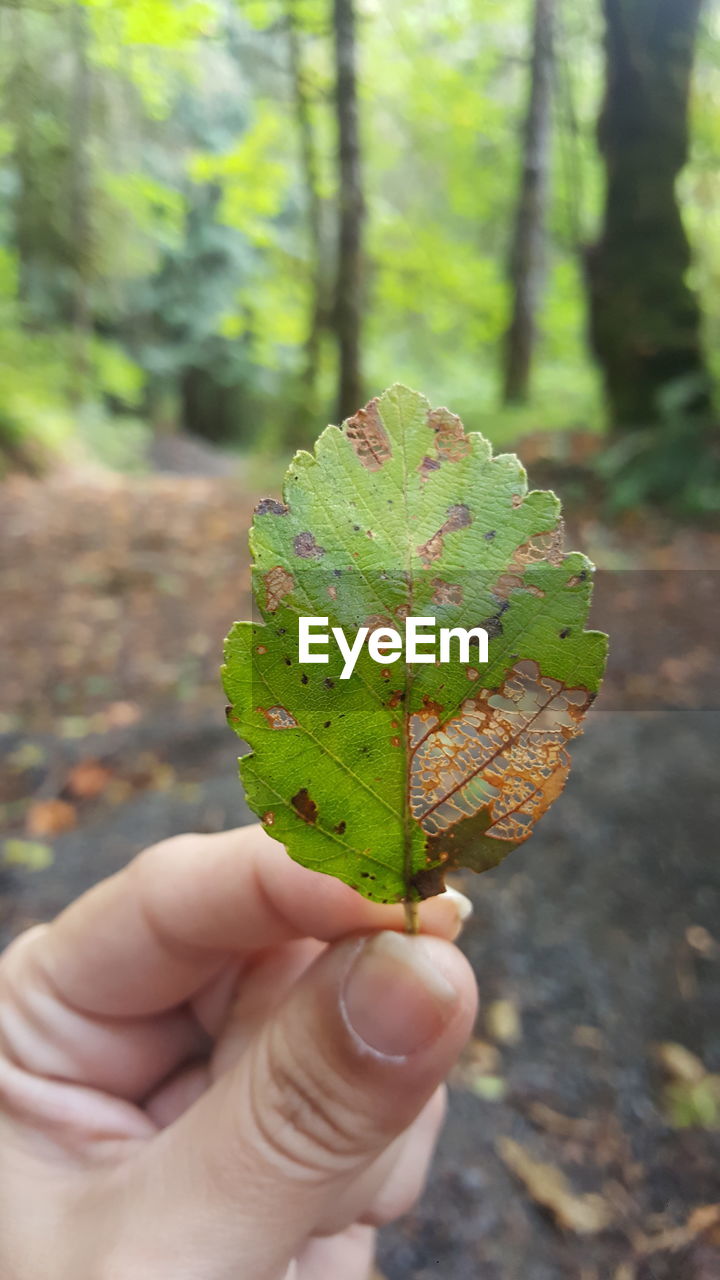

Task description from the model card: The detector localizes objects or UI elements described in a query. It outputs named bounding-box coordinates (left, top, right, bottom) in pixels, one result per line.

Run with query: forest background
left=1, top=0, right=719, bottom=512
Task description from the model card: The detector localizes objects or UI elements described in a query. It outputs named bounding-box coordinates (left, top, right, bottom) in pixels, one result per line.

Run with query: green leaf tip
left=222, top=384, right=609, bottom=905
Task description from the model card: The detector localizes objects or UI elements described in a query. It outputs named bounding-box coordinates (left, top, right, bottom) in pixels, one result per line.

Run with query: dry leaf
left=103, top=701, right=141, bottom=729
left=573, top=1025, right=605, bottom=1051
left=497, top=1136, right=613, bottom=1235
left=528, top=1102, right=595, bottom=1142
left=453, top=1036, right=502, bottom=1080
left=686, top=925, right=717, bottom=957
left=65, top=758, right=113, bottom=799
left=655, top=1042, right=706, bottom=1084
left=26, top=798, right=76, bottom=837
left=487, top=998, right=522, bottom=1046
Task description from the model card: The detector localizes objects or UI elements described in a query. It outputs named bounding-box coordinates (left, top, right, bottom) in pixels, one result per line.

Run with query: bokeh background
left=1, top=1, right=720, bottom=1276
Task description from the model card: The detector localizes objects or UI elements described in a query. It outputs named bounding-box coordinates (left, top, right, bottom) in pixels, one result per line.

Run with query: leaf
left=65, top=758, right=113, bottom=800
left=222, top=385, right=608, bottom=905
left=496, top=1137, right=614, bottom=1235
left=3, top=839, right=54, bottom=872
left=25, top=798, right=76, bottom=837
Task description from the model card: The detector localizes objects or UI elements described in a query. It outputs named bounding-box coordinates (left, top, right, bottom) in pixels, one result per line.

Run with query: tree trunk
left=285, top=0, right=325, bottom=395
left=587, top=0, right=711, bottom=428
left=502, top=0, right=554, bottom=405
left=332, top=0, right=364, bottom=422
left=68, top=1, right=93, bottom=400
left=9, top=7, right=34, bottom=309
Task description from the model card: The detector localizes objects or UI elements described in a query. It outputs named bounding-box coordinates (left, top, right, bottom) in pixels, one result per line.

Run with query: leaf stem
left=404, top=898, right=419, bottom=935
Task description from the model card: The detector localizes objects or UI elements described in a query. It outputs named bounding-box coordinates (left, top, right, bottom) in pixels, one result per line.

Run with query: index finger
left=22, top=825, right=470, bottom=1017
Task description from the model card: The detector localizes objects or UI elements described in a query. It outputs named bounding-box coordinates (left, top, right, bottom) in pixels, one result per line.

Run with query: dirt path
left=1, top=474, right=719, bottom=1278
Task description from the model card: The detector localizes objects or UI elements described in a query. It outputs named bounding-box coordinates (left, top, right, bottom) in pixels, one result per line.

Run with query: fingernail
left=442, top=886, right=473, bottom=938
left=416, top=885, right=473, bottom=941
left=341, top=932, right=458, bottom=1058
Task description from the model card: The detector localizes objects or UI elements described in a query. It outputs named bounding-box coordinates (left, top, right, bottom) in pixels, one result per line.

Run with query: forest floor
left=1, top=463, right=720, bottom=1280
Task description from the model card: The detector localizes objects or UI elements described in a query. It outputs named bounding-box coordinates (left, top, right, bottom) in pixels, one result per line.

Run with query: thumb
left=129, top=931, right=476, bottom=1280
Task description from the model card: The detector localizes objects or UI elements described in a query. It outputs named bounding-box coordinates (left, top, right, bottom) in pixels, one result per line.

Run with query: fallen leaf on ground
left=25, top=798, right=76, bottom=837
left=573, top=1025, right=605, bottom=1051
left=655, top=1041, right=706, bottom=1084
left=634, top=1214, right=709, bottom=1257
left=3, top=839, right=54, bottom=871
left=65, top=758, right=113, bottom=799
left=664, top=1076, right=720, bottom=1130
left=487, top=997, right=522, bottom=1046
left=453, top=1036, right=502, bottom=1080
left=497, top=1136, right=613, bottom=1234
left=686, top=925, right=717, bottom=957
left=6, top=742, right=46, bottom=771
left=103, top=701, right=141, bottom=729
left=527, top=1102, right=595, bottom=1142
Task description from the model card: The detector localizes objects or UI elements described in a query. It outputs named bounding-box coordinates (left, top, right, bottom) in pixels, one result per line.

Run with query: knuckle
left=249, top=1021, right=373, bottom=1180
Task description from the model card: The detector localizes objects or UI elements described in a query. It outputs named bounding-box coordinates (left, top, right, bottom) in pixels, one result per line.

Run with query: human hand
left=0, top=825, right=477, bottom=1280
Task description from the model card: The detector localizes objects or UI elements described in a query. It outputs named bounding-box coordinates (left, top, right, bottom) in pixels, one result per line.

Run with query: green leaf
left=3, top=839, right=54, bottom=872
left=222, top=385, right=608, bottom=905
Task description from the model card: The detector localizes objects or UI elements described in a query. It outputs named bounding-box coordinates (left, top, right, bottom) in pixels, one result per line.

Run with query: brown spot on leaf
left=344, top=398, right=392, bottom=470
left=427, top=406, right=472, bottom=461
left=264, top=566, right=295, bottom=613
left=257, top=705, right=298, bottom=729
left=256, top=645, right=267, bottom=654
left=294, top=531, right=326, bottom=560
left=255, top=498, right=288, bottom=516
left=419, top=455, right=441, bottom=481
left=365, top=614, right=395, bottom=634
left=511, top=493, right=524, bottom=508
left=431, top=578, right=464, bottom=606
left=418, top=504, right=473, bottom=566
left=327, top=584, right=337, bottom=599
left=334, top=820, right=346, bottom=835
left=390, top=736, right=401, bottom=748
left=292, top=788, right=317, bottom=824
left=262, top=810, right=275, bottom=826
left=410, top=660, right=592, bottom=847
left=467, top=667, right=479, bottom=680
left=494, top=524, right=565, bottom=600
left=388, top=690, right=405, bottom=707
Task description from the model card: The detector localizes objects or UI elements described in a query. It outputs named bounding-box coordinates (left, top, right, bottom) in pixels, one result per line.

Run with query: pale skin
left=0, top=825, right=477, bottom=1280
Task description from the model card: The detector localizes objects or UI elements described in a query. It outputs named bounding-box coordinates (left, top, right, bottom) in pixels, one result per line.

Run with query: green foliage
left=223, top=386, right=607, bottom=905
left=0, top=0, right=717, bottom=482
left=596, top=375, right=720, bottom=514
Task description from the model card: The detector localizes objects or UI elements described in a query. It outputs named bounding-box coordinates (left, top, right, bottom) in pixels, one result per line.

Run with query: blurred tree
left=284, top=0, right=325, bottom=398
left=68, top=1, right=92, bottom=400
left=332, top=0, right=364, bottom=421
left=587, top=0, right=712, bottom=428
left=502, top=0, right=554, bottom=405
